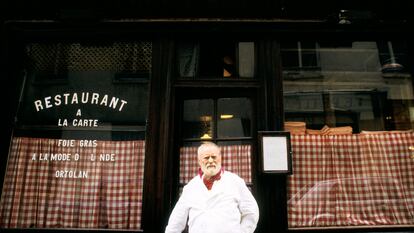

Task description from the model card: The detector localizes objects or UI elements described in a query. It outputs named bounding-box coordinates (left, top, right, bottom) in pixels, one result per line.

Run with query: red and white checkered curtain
left=288, top=132, right=414, bottom=228
left=179, top=144, right=252, bottom=185
left=0, top=137, right=145, bottom=229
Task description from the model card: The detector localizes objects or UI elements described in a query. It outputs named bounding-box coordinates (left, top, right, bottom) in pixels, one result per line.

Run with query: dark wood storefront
left=1, top=1, right=413, bottom=233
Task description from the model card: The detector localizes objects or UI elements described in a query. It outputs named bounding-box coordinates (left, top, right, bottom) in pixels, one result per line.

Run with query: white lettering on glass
left=34, top=92, right=128, bottom=112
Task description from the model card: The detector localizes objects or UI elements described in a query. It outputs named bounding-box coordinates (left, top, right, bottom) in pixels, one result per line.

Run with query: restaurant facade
left=0, top=1, right=413, bottom=233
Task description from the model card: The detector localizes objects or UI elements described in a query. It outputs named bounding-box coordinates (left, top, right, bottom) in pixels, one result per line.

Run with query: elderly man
left=165, top=142, right=259, bottom=233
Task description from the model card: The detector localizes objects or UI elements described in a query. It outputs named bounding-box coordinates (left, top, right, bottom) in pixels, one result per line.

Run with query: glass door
left=175, top=90, right=256, bottom=194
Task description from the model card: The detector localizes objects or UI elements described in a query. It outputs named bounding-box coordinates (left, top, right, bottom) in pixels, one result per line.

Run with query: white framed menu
left=258, top=131, right=292, bottom=174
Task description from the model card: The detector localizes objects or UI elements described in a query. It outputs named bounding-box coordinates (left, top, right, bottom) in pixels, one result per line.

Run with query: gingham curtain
left=288, top=132, right=414, bottom=228
left=179, top=144, right=252, bottom=185
left=0, top=137, right=145, bottom=229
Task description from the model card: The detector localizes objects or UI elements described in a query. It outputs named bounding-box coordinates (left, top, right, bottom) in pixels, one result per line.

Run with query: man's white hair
left=197, top=142, right=221, bottom=157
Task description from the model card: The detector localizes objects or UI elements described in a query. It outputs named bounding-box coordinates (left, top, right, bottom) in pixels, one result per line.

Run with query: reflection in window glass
left=238, top=42, right=255, bottom=78
left=217, top=98, right=252, bottom=138
left=183, top=99, right=214, bottom=139
left=177, top=42, right=199, bottom=78
left=281, top=41, right=319, bottom=71
left=283, top=41, right=414, bottom=229
left=283, top=41, right=413, bottom=132
left=0, top=42, right=151, bottom=230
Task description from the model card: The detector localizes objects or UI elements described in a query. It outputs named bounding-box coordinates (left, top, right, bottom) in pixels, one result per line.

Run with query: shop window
left=0, top=41, right=151, bottom=230
left=282, top=40, right=414, bottom=229
left=176, top=41, right=255, bottom=79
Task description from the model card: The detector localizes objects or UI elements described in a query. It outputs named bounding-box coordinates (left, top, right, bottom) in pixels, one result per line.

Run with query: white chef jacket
left=165, top=171, right=259, bottom=233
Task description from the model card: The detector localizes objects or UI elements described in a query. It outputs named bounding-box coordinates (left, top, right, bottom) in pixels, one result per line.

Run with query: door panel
left=174, top=89, right=257, bottom=196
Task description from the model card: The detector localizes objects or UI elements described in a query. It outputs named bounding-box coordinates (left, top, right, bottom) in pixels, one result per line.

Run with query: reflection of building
left=283, top=41, right=414, bottom=131
left=284, top=90, right=389, bottom=131
left=0, top=2, right=413, bottom=233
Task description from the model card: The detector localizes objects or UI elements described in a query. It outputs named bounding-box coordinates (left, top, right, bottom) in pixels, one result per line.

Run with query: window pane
left=0, top=41, right=151, bottom=230
left=283, top=40, right=414, bottom=229
left=199, top=41, right=225, bottom=78
left=176, top=42, right=199, bottom=78
left=238, top=42, right=255, bottom=78
left=183, top=99, right=214, bottom=139
left=217, top=141, right=252, bottom=185
left=217, top=98, right=252, bottom=138
left=176, top=41, right=255, bottom=79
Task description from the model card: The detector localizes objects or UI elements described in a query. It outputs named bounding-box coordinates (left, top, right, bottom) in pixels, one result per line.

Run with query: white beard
left=202, top=164, right=221, bottom=177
